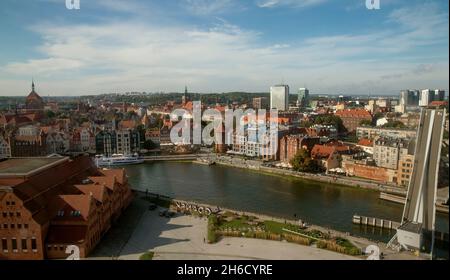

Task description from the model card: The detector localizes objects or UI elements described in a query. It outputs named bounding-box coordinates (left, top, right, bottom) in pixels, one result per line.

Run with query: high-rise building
left=400, top=90, right=420, bottom=107
left=270, top=85, right=289, bottom=111
left=252, top=97, right=268, bottom=110
left=419, top=89, right=446, bottom=107
left=297, top=88, right=309, bottom=108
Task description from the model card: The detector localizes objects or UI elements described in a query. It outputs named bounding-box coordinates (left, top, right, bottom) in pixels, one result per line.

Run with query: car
left=148, top=203, right=157, bottom=211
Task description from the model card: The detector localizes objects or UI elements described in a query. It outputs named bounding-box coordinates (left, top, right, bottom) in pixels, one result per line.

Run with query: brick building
left=335, top=109, right=372, bottom=133
left=0, top=156, right=133, bottom=260
left=279, top=134, right=320, bottom=163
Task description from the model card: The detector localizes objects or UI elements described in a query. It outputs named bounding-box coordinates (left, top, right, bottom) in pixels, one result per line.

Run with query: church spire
left=32, top=78, right=35, bottom=92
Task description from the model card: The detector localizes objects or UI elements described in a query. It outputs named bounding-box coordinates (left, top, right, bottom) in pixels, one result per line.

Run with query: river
left=124, top=161, right=449, bottom=243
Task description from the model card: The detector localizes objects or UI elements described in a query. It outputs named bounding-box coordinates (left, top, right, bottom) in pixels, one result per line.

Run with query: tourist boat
left=95, top=153, right=144, bottom=167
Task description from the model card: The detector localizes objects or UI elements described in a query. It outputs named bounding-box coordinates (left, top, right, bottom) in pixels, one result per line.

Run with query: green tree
left=313, top=115, right=344, bottom=132
left=382, top=120, right=406, bottom=129
left=290, top=148, right=323, bottom=173
left=359, top=119, right=373, bottom=127
left=45, top=110, right=56, bottom=119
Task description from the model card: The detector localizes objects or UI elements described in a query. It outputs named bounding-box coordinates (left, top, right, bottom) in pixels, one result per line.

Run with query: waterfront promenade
left=90, top=194, right=423, bottom=260
left=90, top=197, right=359, bottom=260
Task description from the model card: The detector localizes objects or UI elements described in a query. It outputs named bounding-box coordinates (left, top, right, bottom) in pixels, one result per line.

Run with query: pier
left=352, top=215, right=400, bottom=230
left=379, top=192, right=449, bottom=214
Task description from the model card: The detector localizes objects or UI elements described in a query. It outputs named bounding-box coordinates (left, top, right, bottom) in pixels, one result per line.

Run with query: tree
left=359, top=119, right=373, bottom=127
left=290, top=148, right=323, bottom=173
left=382, top=120, right=406, bottom=129
left=45, top=110, right=56, bottom=119
left=313, top=114, right=344, bottom=132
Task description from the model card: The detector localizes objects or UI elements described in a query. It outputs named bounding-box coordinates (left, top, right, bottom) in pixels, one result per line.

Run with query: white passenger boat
left=95, top=153, right=144, bottom=167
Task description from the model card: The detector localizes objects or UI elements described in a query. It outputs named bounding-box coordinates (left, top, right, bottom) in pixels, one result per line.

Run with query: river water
left=124, top=162, right=449, bottom=243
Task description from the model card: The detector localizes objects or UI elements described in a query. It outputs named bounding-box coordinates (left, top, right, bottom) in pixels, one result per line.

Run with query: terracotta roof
left=357, top=138, right=373, bottom=147
left=335, top=109, right=372, bottom=118
left=56, top=194, right=93, bottom=220
left=119, top=120, right=137, bottom=129
left=4, top=156, right=98, bottom=225
left=429, top=101, right=448, bottom=107
left=74, top=184, right=107, bottom=203
left=311, top=144, right=336, bottom=159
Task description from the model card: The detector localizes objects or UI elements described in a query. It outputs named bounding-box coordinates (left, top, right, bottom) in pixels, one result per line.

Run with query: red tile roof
left=335, top=109, right=372, bottom=118
left=357, top=138, right=373, bottom=147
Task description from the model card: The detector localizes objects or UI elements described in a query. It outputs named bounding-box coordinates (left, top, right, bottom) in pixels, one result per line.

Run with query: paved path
left=114, top=210, right=359, bottom=260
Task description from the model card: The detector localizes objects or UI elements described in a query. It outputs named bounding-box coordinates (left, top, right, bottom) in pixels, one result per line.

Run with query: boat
left=95, top=153, right=144, bottom=167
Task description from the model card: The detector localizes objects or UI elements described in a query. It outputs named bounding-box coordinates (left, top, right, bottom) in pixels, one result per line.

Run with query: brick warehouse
left=0, top=156, right=133, bottom=260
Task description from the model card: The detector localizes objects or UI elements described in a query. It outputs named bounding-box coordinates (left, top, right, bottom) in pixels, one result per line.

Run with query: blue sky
left=0, top=0, right=448, bottom=96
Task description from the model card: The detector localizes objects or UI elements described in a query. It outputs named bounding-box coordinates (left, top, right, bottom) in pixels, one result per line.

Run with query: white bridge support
left=395, top=108, right=446, bottom=256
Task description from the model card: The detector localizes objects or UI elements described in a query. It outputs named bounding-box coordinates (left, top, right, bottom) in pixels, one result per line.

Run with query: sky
left=0, top=0, right=448, bottom=96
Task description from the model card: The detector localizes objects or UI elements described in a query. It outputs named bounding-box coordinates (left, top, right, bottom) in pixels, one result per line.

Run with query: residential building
left=356, top=126, right=416, bottom=140
left=373, top=137, right=414, bottom=170
left=116, top=129, right=140, bottom=155
left=0, top=137, right=10, bottom=159
left=335, top=109, right=372, bottom=133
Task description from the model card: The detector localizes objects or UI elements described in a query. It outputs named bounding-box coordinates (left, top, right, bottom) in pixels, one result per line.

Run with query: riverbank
left=203, top=155, right=407, bottom=195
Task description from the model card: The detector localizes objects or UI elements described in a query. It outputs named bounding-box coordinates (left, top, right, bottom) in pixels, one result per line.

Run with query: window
left=16, top=212, right=21, bottom=217
left=6, top=201, right=10, bottom=206
left=12, top=238, right=17, bottom=252
left=11, top=224, right=15, bottom=229
left=21, top=239, right=27, bottom=251
left=1, top=239, right=7, bottom=252
left=18, top=224, right=22, bottom=229
left=9, top=212, right=13, bottom=217
left=24, top=224, right=29, bottom=229
left=3, top=224, right=7, bottom=229
left=11, top=201, right=15, bottom=206
left=2, top=212, right=6, bottom=218
left=31, top=238, right=37, bottom=251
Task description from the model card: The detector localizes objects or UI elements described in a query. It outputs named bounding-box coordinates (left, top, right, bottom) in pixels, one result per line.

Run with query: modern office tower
left=434, top=89, right=446, bottom=102
left=397, top=90, right=420, bottom=113
left=297, top=88, right=310, bottom=107
left=419, top=89, right=445, bottom=107
left=400, top=90, right=420, bottom=106
left=270, top=85, right=289, bottom=111
left=420, top=89, right=434, bottom=107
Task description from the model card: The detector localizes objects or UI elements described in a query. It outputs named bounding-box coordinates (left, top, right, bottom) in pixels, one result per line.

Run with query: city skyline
left=0, top=0, right=448, bottom=96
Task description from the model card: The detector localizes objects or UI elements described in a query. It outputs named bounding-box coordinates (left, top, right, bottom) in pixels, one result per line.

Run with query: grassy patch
left=207, top=215, right=219, bottom=243
left=139, top=251, right=154, bottom=260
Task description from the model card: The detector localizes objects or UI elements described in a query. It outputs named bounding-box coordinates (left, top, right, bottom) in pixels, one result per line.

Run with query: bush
left=139, top=251, right=154, bottom=260
left=207, top=214, right=219, bottom=243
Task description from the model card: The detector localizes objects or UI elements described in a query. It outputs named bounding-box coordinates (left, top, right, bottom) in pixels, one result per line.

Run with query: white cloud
left=256, top=0, right=328, bottom=8
left=0, top=2, right=448, bottom=96
left=183, top=0, right=237, bottom=15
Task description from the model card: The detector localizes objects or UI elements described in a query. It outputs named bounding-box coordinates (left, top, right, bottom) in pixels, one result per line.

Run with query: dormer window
left=57, top=210, right=65, bottom=217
